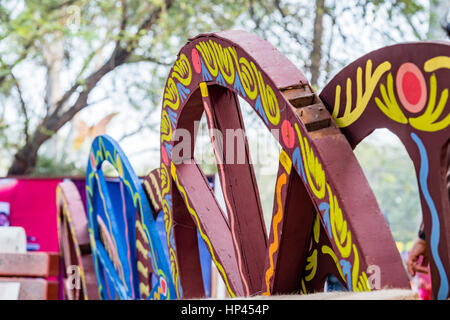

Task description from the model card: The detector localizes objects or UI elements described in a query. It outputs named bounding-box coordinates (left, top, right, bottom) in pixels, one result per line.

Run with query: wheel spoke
left=96, top=241, right=129, bottom=299
left=200, top=83, right=267, bottom=295
left=262, top=150, right=316, bottom=295
left=170, top=159, right=245, bottom=297
left=94, top=169, right=131, bottom=286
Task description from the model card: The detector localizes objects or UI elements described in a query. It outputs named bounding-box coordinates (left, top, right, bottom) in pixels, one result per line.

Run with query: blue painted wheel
left=86, top=135, right=175, bottom=299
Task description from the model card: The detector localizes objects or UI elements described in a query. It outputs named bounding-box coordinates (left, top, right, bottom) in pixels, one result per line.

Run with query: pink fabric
left=418, top=266, right=432, bottom=300
left=0, top=178, right=61, bottom=252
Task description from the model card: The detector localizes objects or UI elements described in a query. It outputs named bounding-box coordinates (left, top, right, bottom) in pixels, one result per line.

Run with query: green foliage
left=0, top=0, right=249, bottom=175
left=33, top=155, right=84, bottom=176
left=354, top=131, right=422, bottom=243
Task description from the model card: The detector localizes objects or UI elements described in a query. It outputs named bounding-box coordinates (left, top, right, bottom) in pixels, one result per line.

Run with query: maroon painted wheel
left=57, top=180, right=99, bottom=300
left=320, top=43, right=450, bottom=299
left=159, top=31, right=409, bottom=298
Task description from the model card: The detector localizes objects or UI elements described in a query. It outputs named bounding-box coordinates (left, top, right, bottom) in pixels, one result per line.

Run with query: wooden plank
left=202, top=84, right=267, bottom=295
left=0, top=252, right=59, bottom=277
left=0, top=278, right=58, bottom=300
left=0, top=282, right=20, bottom=300
left=281, top=85, right=316, bottom=109
left=171, top=183, right=205, bottom=298
left=295, top=103, right=331, bottom=132
left=0, top=227, right=26, bottom=253
left=171, top=161, right=245, bottom=297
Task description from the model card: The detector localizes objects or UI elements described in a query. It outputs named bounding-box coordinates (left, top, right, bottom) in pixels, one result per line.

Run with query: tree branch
left=8, top=0, right=175, bottom=175
left=120, top=0, right=128, bottom=32
left=404, top=13, right=423, bottom=40
left=10, top=72, right=30, bottom=144
left=126, top=54, right=173, bottom=65
left=46, top=0, right=174, bottom=139
left=118, top=110, right=159, bottom=142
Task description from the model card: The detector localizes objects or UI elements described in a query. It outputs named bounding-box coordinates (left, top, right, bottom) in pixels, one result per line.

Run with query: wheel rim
left=57, top=180, right=99, bottom=300
left=86, top=135, right=175, bottom=299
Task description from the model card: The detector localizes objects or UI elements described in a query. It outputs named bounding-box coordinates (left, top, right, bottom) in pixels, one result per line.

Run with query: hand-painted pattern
left=332, top=56, right=450, bottom=132
left=195, top=39, right=280, bottom=126
left=161, top=31, right=412, bottom=299
left=320, top=42, right=450, bottom=299
left=86, top=135, right=175, bottom=300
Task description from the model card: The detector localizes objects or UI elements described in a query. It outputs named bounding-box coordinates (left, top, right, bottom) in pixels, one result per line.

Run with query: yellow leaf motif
left=313, top=213, right=320, bottom=244
left=304, top=249, right=318, bottom=282
left=137, top=261, right=148, bottom=278
left=295, top=123, right=326, bottom=199
left=160, top=163, right=170, bottom=196
left=140, top=283, right=150, bottom=297
left=213, top=41, right=235, bottom=84
left=375, top=73, right=408, bottom=124
left=424, top=56, right=450, bottom=72
left=196, top=41, right=219, bottom=77
left=328, top=184, right=352, bottom=258
left=233, top=54, right=258, bottom=100
left=255, top=63, right=280, bottom=126
left=352, top=244, right=371, bottom=292
left=409, top=73, right=450, bottom=132
left=321, top=245, right=345, bottom=282
left=332, top=59, right=391, bottom=127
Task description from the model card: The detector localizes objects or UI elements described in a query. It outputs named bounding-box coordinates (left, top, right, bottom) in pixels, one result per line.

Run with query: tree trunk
left=7, top=130, right=50, bottom=175
left=43, top=32, right=64, bottom=111
left=310, top=0, right=325, bottom=88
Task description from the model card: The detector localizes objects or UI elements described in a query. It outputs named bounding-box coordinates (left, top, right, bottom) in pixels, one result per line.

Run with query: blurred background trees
left=0, top=0, right=247, bottom=175
left=0, top=0, right=448, bottom=246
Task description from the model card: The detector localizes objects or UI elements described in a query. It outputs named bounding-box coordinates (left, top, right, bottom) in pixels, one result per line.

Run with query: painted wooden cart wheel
left=159, top=31, right=409, bottom=298
left=143, top=168, right=215, bottom=298
left=57, top=180, right=99, bottom=300
left=86, top=135, right=175, bottom=299
left=320, top=43, right=450, bottom=299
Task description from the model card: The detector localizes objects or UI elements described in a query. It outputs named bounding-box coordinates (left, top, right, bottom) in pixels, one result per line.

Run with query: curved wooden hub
left=159, top=30, right=409, bottom=298
left=57, top=180, right=99, bottom=300
left=86, top=135, right=175, bottom=299
left=320, top=43, right=450, bottom=299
